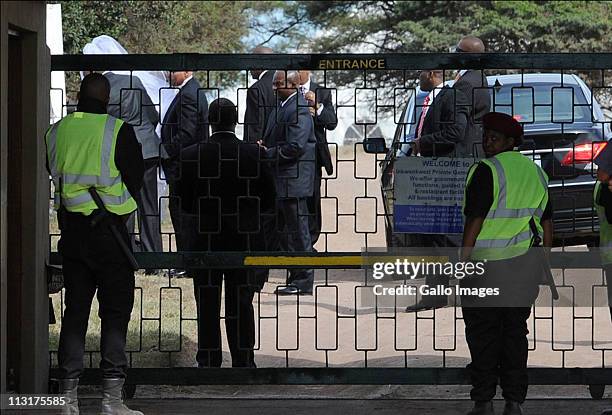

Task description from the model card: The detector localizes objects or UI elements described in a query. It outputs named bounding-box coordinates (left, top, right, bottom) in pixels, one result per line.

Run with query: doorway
left=5, top=29, right=24, bottom=392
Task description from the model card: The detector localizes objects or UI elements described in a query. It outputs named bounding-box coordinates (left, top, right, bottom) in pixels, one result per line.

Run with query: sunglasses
left=450, top=46, right=466, bottom=53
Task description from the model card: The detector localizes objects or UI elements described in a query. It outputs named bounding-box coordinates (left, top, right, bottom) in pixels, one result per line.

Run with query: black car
left=367, top=73, right=612, bottom=247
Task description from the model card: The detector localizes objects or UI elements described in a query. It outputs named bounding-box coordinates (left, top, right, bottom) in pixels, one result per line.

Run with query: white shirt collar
left=258, top=70, right=269, bottom=80
left=301, top=77, right=311, bottom=92
left=426, top=82, right=444, bottom=101
left=281, top=91, right=297, bottom=107
left=178, top=75, right=193, bottom=89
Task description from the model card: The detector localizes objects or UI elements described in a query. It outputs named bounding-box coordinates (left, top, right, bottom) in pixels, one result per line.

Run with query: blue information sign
left=393, top=157, right=475, bottom=234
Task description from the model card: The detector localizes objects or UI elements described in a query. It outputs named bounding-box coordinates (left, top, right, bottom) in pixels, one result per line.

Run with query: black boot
left=503, top=400, right=523, bottom=415
left=467, top=401, right=494, bottom=415
left=60, top=378, right=79, bottom=415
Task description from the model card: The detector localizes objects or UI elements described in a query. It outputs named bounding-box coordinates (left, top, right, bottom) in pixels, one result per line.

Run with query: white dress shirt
left=300, top=77, right=325, bottom=116
left=281, top=91, right=298, bottom=107
left=421, top=82, right=444, bottom=119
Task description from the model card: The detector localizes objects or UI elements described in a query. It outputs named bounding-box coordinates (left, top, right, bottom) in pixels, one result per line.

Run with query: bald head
left=457, top=36, right=485, bottom=53
left=252, top=45, right=273, bottom=54
left=250, top=45, right=274, bottom=79
left=78, top=73, right=110, bottom=104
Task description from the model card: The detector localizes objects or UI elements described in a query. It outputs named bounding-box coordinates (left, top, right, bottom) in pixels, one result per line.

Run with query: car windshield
left=492, top=82, right=591, bottom=123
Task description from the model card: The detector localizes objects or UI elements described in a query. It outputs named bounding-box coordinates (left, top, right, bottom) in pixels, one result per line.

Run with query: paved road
left=71, top=398, right=612, bottom=415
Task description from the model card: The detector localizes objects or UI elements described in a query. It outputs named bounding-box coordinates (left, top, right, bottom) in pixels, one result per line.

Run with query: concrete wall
left=0, top=1, right=50, bottom=393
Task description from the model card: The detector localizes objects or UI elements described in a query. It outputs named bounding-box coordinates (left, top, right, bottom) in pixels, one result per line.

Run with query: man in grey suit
left=105, top=72, right=163, bottom=273
left=261, top=70, right=316, bottom=295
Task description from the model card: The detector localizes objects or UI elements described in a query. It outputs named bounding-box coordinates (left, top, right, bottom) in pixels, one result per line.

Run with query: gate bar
left=49, top=367, right=610, bottom=386
left=51, top=53, right=612, bottom=71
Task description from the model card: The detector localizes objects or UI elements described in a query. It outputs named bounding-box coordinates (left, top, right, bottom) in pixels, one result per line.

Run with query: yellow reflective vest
left=465, top=151, right=549, bottom=261
left=594, top=181, right=612, bottom=265
left=45, top=112, right=137, bottom=216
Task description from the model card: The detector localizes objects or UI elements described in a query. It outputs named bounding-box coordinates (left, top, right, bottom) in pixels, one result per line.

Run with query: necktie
left=299, top=85, right=307, bottom=96
left=416, top=95, right=431, bottom=139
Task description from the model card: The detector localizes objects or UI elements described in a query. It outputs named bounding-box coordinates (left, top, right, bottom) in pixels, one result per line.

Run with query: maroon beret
left=483, top=112, right=524, bottom=140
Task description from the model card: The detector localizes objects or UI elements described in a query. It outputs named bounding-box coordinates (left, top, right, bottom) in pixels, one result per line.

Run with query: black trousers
left=601, top=264, right=612, bottom=321
left=193, top=270, right=256, bottom=367
left=307, top=171, right=323, bottom=246
left=462, top=307, right=532, bottom=403
left=57, top=213, right=135, bottom=379
left=168, top=183, right=198, bottom=253
left=278, top=197, right=314, bottom=292
left=127, top=158, right=162, bottom=254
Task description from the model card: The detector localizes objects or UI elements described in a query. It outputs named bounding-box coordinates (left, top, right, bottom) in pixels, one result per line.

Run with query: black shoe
left=502, top=400, right=523, bottom=415
left=168, top=268, right=187, bottom=278
left=405, top=298, right=448, bottom=312
left=275, top=285, right=313, bottom=296
left=467, top=401, right=494, bottom=415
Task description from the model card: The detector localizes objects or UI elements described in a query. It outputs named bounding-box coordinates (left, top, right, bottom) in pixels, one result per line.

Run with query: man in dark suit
left=453, top=36, right=491, bottom=157
left=105, top=72, right=163, bottom=272
left=298, top=70, right=338, bottom=246
left=177, top=98, right=275, bottom=367
left=413, top=69, right=470, bottom=157
left=406, top=69, right=470, bottom=312
left=261, top=70, right=317, bottom=295
left=244, top=45, right=275, bottom=143
left=160, top=71, right=209, bottom=277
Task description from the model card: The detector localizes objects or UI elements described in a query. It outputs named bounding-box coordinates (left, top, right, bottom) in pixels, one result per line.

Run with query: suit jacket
left=454, top=70, right=491, bottom=157
left=105, top=72, right=160, bottom=160
left=309, top=80, right=337, bottom=175
left=177, top=132, right=275, bottom=290
left=160, top=77, right=209, bottom=182
left=263, top=93, right=316, bottom=198
left=176, top=131, right=276, bottom=253
left=419, top=86, right=470, bottom=157
left=244, top=70, right=275, bottom=143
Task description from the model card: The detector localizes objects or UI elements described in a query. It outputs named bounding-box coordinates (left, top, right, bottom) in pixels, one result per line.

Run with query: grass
left=49, top=272, right=200, bottom=368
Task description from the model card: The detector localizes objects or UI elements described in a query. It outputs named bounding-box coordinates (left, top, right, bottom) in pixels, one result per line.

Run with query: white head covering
left=81, top=35, right=174, bottom=109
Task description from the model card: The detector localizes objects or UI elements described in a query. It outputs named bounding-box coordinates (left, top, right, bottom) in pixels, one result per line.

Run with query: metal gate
left=47, top=53, right=611, bottom=399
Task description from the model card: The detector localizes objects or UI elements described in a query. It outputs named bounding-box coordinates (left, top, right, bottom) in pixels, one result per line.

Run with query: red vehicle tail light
left=561, top=142, right=607, bottom=166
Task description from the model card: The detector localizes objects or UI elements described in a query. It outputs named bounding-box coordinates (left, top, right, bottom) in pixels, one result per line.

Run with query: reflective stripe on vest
left=466, top=151, right=549, bottom=261
left=45, top=113, right=137, bottom=216
left=594, top=182, right=612, bottom=264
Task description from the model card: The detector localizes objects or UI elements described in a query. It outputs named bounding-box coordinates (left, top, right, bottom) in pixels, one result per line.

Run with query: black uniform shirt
left=46, top=97, right=144, bottom=197
left=463, top=161, right=552, bottom=220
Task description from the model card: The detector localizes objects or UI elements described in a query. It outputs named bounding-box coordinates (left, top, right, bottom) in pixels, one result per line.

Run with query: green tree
left=298, top=1, right=612, bottom=53
left=285, top=1, right=612, bottom=108
left=58, top=1, right=256, bottom=54
left=56, top=0, right=284, bottom=94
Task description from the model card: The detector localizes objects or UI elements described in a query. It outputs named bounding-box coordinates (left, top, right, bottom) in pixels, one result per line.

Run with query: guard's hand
left=308, top=106, right=316, bottom=117
left=411, top=139, right=420, bottom=156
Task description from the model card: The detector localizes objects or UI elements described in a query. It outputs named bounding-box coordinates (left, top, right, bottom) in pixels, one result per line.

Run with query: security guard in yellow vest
left=46, top=74, right=144, bottom=415
left=461, top=113, right=552, bottom=415
left=593, top=143, right=612, bottom=322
